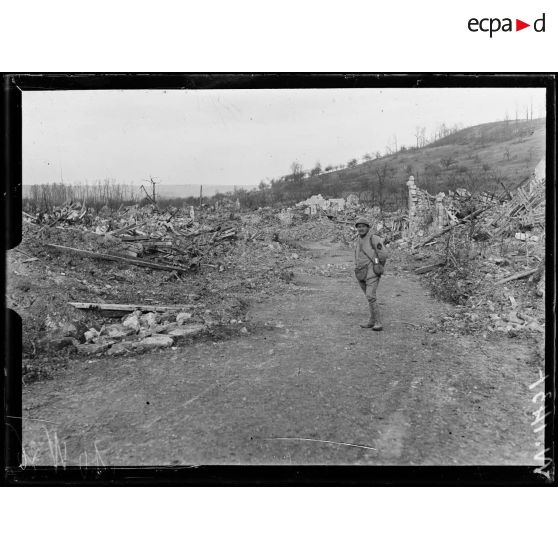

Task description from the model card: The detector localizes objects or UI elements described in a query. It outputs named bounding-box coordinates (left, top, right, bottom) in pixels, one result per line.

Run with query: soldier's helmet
left=355, top=216, right=371, bottom=228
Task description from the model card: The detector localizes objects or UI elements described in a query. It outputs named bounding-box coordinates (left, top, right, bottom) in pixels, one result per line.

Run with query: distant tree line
left=23, top=180, right=140, bottom=212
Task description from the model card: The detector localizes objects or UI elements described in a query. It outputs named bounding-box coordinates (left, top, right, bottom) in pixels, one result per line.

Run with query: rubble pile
left=12, top=162, right=546, bottom=379
left=75, top=309, right=209, bottom=357
left=295, top=193, right=348, bottom=215
left=13, top=202, right=310, bottom=379
left=23, top=202, right=240, bottom=272
left=400, top=161, right=546, bottom=338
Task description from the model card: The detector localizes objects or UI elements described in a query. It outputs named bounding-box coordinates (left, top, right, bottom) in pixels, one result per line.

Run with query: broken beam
left=413, top=206, right=489, bottom=248
left=68, top=302, right=199, bottom=312
left=44, top=243, right=190, bottom=273
left=494, top=268, right=537, bottom=286
left=414, top=261, right=445, bottom=274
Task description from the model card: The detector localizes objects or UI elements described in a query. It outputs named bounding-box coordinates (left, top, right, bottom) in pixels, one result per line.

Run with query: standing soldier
left=353, top=216, right=387, bottom=330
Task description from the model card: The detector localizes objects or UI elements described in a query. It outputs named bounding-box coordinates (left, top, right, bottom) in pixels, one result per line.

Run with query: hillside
left=265, top=118, right=546, bottom=209
left=157, top=184, right=255, bottom=199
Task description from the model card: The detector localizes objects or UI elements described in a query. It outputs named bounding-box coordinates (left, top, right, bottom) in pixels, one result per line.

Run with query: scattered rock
left=77, top=343, right=112, bottom=355
left=84, top=328, right=100, bottom=342
left=152, top=322, right=174, bottom=334
left=122, top=314, right=141, bottom=332
left=105, top=323, right=134, bottom=339
left=139, top=335, right=174, bottom=348
left=176, top=312, right=193, bottom=325
left=167, top=325, right=206, bottom=339
left=158, top=311, right=176, bottom=323
left=139, top=312, right=158, bottom=329
left=107, top=341, right=138, bottom=356
left=59, top=322, right=78, bottom=338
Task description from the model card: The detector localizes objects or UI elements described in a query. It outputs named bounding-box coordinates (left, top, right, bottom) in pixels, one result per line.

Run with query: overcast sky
left=23, top=88, right=546, bottom=195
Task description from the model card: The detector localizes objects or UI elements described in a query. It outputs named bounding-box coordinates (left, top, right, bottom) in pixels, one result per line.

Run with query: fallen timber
left=414, top=261, right=445, bottom=275
left=68, top=302, right=199, bottom=313
left=494, top=268, right=538, bottom=286
left=413, top=206, right=490, bottom=249
left=44, top=243, right=191, bottom=273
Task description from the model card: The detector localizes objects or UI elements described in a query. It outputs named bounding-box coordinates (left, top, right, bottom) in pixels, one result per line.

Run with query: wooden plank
left=68, top=302, right=199, bottom=312
left=120, top=235, right=152, bottom=242
left=494, top=268, right=537, bottom=286
left=44, top=243, right=190, bottom=272
left=22, top=211, right=38, bottom=222
left=144, top=241, right=173, bottom=247
left=107, top=223, right=136, bottom=236
left=414, top=261, right=445, bottom=274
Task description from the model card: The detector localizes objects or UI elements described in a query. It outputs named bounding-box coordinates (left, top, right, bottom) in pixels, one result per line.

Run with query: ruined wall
left=407, top=176, right=475, bottom=235
left=407, top=175, right=435, bottom=235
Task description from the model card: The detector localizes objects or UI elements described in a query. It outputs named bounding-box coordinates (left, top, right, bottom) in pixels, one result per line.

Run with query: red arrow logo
left=516, top=19, right=530, bottom=31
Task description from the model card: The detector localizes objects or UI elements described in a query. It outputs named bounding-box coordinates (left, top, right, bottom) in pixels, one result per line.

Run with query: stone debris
left=399, top=162, right=546, bottom=338
left=84, top=328, right=100, bottom=342
left=167, top=325, right=206, bottom=339
left=139, top=335, right=174, bottom=348
left=105, top=323, right=134, bottom=339
left=122, top=313, right=141, bottom=332
left=25, top=200, right=241, bottom=273
left=76, top=342, right=112, bottom=356
left=70, top=309, right=209, bottom=355
left=176, top=312, right=193, bottom=325
left=106, top=341, right=137, bottom=356
left=139, top=312, right=158, bottom=329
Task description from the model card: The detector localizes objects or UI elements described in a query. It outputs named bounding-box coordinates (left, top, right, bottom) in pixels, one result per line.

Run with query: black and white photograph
left=4, top=77, right=552, bottom=476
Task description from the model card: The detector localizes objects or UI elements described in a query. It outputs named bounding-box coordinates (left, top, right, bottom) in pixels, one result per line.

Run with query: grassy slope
left=296, top=118, right=546, bottom=203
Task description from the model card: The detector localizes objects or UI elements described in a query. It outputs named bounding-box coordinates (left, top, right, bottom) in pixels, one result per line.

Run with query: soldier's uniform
left=354, top=218, right=387, bottom=330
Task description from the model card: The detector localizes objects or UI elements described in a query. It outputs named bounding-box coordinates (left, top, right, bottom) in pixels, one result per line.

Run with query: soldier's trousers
left=358, top=273, right=380, bottom=303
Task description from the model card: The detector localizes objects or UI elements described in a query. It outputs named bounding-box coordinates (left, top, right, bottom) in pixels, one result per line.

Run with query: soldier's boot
left=360, top=300, right=376, bottom=328
left=371, top=302, right=383, bottom=331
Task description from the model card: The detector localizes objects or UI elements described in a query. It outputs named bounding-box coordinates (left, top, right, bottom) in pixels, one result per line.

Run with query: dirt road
left=22, top=240, right=540, bottom=466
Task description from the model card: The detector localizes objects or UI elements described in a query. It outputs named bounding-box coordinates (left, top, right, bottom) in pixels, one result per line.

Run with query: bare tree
left=440, top=155, right=456, bottom=169
left=310, top=162, right=322, bottom=176
left=290, top=161, right=304, bottom=176
left=417, top=126, right=427, bottom=147
left=414, top=126, right=422, bottom=148
left=375, top=163, right=388, bottom=188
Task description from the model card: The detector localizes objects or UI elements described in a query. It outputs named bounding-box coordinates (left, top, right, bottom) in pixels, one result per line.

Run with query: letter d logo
left=534, top=13, right=546, bottom=32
